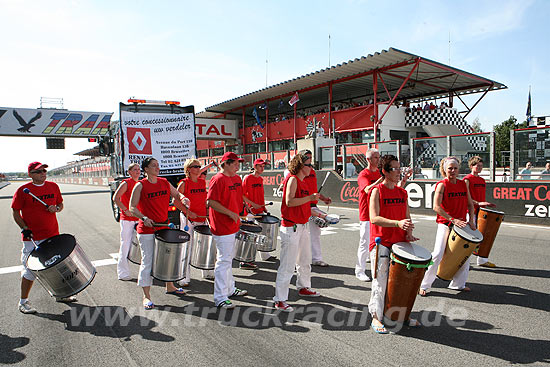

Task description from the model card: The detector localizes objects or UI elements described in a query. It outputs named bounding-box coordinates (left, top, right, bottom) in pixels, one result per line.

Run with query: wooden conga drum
left=437, top=225, right=483, bottom=281
left=385, top=242, right=432, bottom=322
left=474, top=207, right=505, bottom=258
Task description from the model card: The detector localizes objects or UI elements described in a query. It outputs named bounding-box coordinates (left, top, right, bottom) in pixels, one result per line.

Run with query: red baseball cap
left=220, top=152, right=244, bottom=162
left=253, top=159, right=267, bottom=165
left=28, top=161, right=48, bottom=173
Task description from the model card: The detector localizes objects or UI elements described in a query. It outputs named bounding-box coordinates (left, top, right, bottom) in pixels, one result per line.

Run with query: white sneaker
left=356, top=273, right=371, bottom=282
left=19, top=300, right=37, bottom=314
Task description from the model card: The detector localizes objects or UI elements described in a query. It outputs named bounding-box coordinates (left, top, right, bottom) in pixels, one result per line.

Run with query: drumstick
left=374, top=237, right=381, bottom=279
left=153, top=222, right=175, bottom=229
left=265, top=202, right=273, bottom=206
left=183, top=211, right=189, bottom=231
left=22, top=188, right=49, bottom=208
left=318, top=171, right=331, bottom=194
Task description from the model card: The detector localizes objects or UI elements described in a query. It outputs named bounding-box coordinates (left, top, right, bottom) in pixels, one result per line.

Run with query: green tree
left=470, top=117, right=482, bottom=133
left=493, top=116, right=528, bottom=166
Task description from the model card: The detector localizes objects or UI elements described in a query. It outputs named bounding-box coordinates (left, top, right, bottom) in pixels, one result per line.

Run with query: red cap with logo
left=28, top=161, right=48, bottom=173
left=253, top=159, right=267, bottom=166
left=220, top=152, right=244, bottom=162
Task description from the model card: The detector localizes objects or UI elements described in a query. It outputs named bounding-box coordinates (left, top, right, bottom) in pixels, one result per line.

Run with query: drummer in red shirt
left=207, top=152, right=251, bottom=309
left=112, top=163, right=141, bottom=281
left=129, top=157, right=191, bottom=310
left=368, top=155, right=419, bottom=333
left=12, top=162, right=72, bottom=314
left=177, top=158, right=213, bottom=286
left=464, top=156, right=497, bottom=268
left=273, top=151, right=320, bottom=312
left=419, top=156, right=476, bottom=296
left=241, top=158, right=271, bottom=268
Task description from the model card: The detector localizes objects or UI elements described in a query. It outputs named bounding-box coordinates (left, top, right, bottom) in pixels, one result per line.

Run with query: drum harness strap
left=390, top=253, right=434, bottom=271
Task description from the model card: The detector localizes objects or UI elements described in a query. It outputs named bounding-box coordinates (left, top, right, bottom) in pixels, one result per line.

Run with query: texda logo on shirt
left=127, top=127, right=152, bottom=155
left=383, top=198, right=405, bottom=205
left=147, top=190, right=167, bottom=198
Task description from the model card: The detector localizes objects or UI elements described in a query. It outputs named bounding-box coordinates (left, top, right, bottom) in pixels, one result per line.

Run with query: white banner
left=121, top=111, right=196, bottom=176
left=0, top=107, right=113, bottom=137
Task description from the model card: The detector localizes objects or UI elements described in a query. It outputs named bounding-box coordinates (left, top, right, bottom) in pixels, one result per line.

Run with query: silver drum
left=26, top=234, right=96, bottom=298
left=234, top=224, right=265, bottom=262
left=127, top=231, right=141, bottom=265
left=190, top=225, right=216, bottom=270
left=254, top=214, right=280, bottom=252
left=152, top=229, right=190, bottom=282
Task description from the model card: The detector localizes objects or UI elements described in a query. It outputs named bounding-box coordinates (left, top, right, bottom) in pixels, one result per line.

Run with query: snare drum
left=234, top=224, right=265, bottom=262
left=310, top=216, right=329, bottom=228
left=152, top=229, right=190, bottom=282
left=385, top=242, right=432, bottom=322
left=26, top=234, right=96, bottom=298
left=189, top=225, right=216, bottom=270
left=254, top=214, right=280, bottom=252
left=474, top=207, right=505, bottom=258
left=437, top=225, right=483, bottom=281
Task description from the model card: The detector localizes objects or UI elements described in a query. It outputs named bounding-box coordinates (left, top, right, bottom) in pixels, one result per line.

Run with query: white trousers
left=213, top=233, right=237, bottom=306
left=137, top=233, right=155, bottom=287
left=309, top=218, right=323, bottom=262
left=421, top=223, right=470, bottom=291
left=467, top=213, right=488, bottom=265
left=356, top=221, right=371, bottom=275
left=21, top=239, right=46, bottom=281
left=118, top=220, right=137, bottom=279
left=368, top=246, right=390, bottom=319
left=273, top=223, right=312, bottom=302
left=180, top=214, right=214, bottom=281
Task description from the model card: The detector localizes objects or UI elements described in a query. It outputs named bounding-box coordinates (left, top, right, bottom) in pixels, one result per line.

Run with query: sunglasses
left=304, top=163, right=313, bottom=167
left=31, top=169, right=47, bottom=174
left=189, top=165, right=201, bottom=169
left=388, top=167, right=401, bottom=172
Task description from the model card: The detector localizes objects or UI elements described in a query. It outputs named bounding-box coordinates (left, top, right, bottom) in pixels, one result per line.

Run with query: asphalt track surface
left=1, top=182, right=549, bottom=366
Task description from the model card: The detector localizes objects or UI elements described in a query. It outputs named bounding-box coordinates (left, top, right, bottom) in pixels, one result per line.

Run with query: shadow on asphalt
left=471, top=266, right=550, bottom=279
left=0, top=333, right=29, bottom=364
left=399, top=313, right=550, bottom=364
left=427, top=280, right=550, bottom=312
left=32, top=304, right=175, bottom=342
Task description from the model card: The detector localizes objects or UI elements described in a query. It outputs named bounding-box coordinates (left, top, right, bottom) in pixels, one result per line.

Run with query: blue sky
left=1, top=0, right=548, bottom=172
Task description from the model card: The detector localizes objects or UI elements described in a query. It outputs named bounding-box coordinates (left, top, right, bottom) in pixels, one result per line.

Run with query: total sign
left=195, top=118, right=238, bottom=140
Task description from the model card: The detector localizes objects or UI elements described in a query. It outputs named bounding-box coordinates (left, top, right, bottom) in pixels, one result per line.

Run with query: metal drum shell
left=234, top=225, right=265, bottom=262
left=254, top=214, right=280, bottom=252
left=475, top=207, right=505, bottom=258
left=437, top=225, right=483, bottom=281
left=384, top=242, right=432, bottom=322
left=26, top=234, right=96, bottom=298
left=152, top=229, right=190, bottom=282
left=189, top=225, right=216, bottom=270
left=128, top=231, right=141, bottom=265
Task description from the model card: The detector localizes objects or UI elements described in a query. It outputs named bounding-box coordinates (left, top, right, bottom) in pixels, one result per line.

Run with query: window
left=390, top=130, right=409, bottom=146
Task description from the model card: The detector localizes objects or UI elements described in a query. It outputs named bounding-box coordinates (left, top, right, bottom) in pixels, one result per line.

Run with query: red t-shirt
left=120, top=178, right=139, bottom=221
left=243, top=174, right=266, bottom=214
left=136, top=177, right=171, bottom=234
left=358, top=168, right=382, bottom=222
left=207, top=173, right=243, bottom=236
left=436, top=178, right=468, bottom=225
left=464, top=173, right=486, bottom=212
left=181, top=178, right=207, bottom=223
left=281, top=174, right=311, bottom=226
left=11, top=181, right=63, bottom=241
left=304, top=169, right=318, bottom=205
left=368, top=183, right=408, bottom=251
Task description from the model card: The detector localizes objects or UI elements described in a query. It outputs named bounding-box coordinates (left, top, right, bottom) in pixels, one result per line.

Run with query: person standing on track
left=129, top=157, right=190, bottom=310
left=273, top=152, right=320, bottom=312
left=207, top=152, right=250, bottom=309
left=464, top=156, right=497, bottom=268
left=112, top=163, right=141, bottom=281
left=11, top=161, right=73, bottom=314
left=419, top=156, right=476, bottom=296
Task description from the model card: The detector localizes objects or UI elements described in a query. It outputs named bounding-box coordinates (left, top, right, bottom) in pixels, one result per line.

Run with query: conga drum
left=384, top=242, right=432, bottom=322
left=437, top=225, right=483, bottom=281
left=474, top=207, right=505, bottom=258
left=26, top=234, right=96, bottom=298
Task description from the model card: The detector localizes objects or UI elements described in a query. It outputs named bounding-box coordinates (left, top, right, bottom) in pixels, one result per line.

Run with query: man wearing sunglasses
left=11, top=161, right=71, bottom=314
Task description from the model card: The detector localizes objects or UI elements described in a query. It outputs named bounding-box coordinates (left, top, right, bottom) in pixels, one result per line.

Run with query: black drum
left=26, top=234, right=96, bottom=298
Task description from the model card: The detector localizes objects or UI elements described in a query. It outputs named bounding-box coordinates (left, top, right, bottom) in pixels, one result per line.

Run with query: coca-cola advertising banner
left=259, top=170, right=550, bottom=225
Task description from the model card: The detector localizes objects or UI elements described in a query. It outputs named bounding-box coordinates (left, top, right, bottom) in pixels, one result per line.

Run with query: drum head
left=392, top=242, right=432, bottom=262
left=194, top=225, right=212, bottom=235
left=480, top=207, right=505, bottom=215
left=155, top=229, right=190, bottom=243
left=240, top=224, right=262, bottom=233
left=26, top=234, right=77, bottom=270
left=453, top=225, right=483, bottom=243
left=256, top=214, right=280, bottom=224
